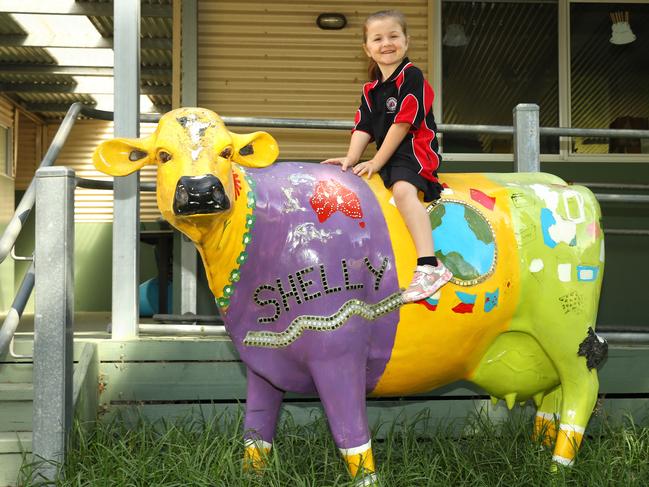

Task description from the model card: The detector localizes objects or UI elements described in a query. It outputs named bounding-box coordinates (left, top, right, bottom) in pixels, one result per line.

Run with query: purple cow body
left=227, top=163, right=400, bottom=448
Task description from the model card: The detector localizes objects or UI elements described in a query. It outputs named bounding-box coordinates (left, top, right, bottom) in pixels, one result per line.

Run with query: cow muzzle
left=173, top=175, right=230, bottom=216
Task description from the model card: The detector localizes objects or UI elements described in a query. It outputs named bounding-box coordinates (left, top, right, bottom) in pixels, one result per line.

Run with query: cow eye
left=220, top=147, right=233, bottom=159
left=158, top=151, right=172, bottom=163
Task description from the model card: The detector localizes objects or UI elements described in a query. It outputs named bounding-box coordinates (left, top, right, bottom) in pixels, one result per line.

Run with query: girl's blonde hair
left=363, top=10, right=408, bottom=81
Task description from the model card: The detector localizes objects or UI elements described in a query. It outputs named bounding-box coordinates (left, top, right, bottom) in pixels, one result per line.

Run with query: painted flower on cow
left=309, top=179, right=363, bottom=223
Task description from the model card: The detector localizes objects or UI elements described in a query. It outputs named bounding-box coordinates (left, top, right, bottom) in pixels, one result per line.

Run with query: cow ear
left=230, top=131, right=279, bottom=168
left=93, top=137, right=154, bottom=177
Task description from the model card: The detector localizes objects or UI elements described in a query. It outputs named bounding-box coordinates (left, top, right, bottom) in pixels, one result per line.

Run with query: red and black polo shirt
left=352, top=58, right=442, bottom=183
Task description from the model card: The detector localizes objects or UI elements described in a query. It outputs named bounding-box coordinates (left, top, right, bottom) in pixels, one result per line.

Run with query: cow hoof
left=354, top=473, right=379, bottom=486
left=550, top=456, right=573, bottom=473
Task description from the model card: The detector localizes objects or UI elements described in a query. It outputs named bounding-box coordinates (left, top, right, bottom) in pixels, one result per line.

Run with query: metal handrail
left=603, top=229, right=649, bottom=236
left=594, top=194, right=649, bottom=204
left=76, top=177, right=156, bottom=192
left=0, top=261, right=34, bottom=355
left=574, top=182, right=649, bottom=191
left=540, top=126, right=649, bottom=139
left=172, top=115, right=649, bottom=139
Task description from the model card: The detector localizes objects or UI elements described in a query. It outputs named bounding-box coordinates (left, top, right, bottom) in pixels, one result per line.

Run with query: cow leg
left=243, top=367, right=284, bottom=471
left=532, top=386, right=562, bottom=447
left=543, top=356, right=599, bottom=467
left=310, top=359, right=377, bottom=485
left=553, top=371, right=598, bottom=467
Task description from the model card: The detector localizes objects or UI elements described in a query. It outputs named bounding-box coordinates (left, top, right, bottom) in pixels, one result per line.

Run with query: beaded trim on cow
left=243, top=292, right=403, bottom=348
left=216, top=172, right=256, bottom=309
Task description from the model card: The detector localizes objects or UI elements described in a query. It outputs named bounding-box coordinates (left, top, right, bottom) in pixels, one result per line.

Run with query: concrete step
left=0, top=383, right=33, bottom=401
left=0, top=383, right=33, bottom=435
left=0, top=431, right=31, bottom=454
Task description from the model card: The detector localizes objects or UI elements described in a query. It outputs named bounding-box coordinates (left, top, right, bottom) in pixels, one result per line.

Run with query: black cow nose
left=173, top=175, right=230, bottom=216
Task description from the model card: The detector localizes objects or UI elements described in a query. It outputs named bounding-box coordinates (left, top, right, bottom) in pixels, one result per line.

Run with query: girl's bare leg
left=392, top=180, right=452, bottom=302
left=391, top=180, right=434, bottom=257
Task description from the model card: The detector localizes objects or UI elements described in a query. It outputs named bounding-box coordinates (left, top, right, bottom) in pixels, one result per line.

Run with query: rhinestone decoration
left=254, top=285, right=281, bottom=323
left=295, top=266, right=322, bottom=302
left=320, top=264, right=342, bottom=294
left=243, top=292, right=404, bottom=348
left=342, top=259, right=364, bottom=291
left=217, top=171, right=256, bottom=311
left=364, top=256, right=388, bottom=291
left=276, top=274, right=303, bottom=312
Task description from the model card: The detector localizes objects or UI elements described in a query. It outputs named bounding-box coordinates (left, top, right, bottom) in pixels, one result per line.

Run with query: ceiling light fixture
left=609, top=11, right=636, bottom=45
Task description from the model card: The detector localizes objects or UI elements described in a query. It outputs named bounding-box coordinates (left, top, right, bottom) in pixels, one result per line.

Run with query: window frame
left=433, top=0, right=649, bottom=163
left=0, top=124, right=12, bottom=179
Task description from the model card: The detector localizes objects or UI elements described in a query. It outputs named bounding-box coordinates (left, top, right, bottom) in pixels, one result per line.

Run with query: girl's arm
left=353, top=123, right=410, bottom=178
left=321, top=130, right=372, bottom=171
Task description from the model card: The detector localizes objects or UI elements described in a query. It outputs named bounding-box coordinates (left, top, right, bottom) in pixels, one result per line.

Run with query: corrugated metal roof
left=0, top=74, right=74, bottom=86
left=0, top=12, right=25, bottom=35
left=0, top=3, right=172, bottom=119
left=141, top=48, right=172, bottom=67
left=87, top=15, right=172, bottom=40
left=14, top=92, right=96, bottom=105
left=0, top=46, right=57, bottom=64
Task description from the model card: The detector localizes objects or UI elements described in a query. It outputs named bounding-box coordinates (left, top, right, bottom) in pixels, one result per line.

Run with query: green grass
left=20, top=409, right=649, bottom=486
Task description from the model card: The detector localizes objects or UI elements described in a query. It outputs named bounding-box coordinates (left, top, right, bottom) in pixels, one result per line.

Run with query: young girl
left=322, top=9, right=452, bottom=303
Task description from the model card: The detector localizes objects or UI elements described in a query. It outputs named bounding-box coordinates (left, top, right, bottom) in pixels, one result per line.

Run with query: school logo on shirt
left=386, top=97, right=398, bottom=113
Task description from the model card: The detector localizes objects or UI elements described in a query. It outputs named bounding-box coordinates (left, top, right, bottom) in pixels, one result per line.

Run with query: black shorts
left=379, top=165, right=443, bottom=203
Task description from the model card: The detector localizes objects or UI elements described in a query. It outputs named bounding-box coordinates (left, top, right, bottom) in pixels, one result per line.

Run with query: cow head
left=93, top=107, right=279, bottom=238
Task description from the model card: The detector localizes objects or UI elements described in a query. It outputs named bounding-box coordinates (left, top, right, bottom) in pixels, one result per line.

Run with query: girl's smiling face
left=363, top=17, right=409, bottom=77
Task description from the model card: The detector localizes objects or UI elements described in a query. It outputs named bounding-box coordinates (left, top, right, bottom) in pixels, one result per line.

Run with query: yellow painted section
left=368, top=173, right=521, bottom=396
left=554, top=428, right=583, bottom=461
left=243, top=444, right=271, bottom=471
left=195, top=169, right=253, bottom=307
left=533, top=415, right=558, bottom=447
left=343, top=448, right=375, bottom=478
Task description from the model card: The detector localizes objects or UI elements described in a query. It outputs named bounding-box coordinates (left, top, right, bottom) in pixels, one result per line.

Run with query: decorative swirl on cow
left=244, top=292, right=403, bottom=348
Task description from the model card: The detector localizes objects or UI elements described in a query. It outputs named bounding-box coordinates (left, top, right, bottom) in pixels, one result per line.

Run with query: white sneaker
left=402, top=263, right=452, bottom=303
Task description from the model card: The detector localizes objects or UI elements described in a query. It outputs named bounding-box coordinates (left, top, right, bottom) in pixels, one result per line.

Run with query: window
left=570, top=2, right=649, bottom=154
left=441, top=1, right=559, bottom=154
left=0, top=126, right=10, bottom=177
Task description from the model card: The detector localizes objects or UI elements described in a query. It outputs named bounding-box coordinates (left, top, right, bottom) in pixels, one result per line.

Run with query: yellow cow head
left=93, top=107, right=279, bottom=237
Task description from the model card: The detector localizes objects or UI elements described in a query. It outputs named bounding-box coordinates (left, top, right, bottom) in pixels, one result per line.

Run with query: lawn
left=21, top=408, right=649, bottom=486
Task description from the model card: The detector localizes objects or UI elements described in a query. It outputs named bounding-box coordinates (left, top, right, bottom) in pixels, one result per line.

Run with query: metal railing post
left=112, top=0, right=141, bottom=338
left=513, top=104, right=540, bottom=172
left=174, top=0, right=199, bottom=316
left=32, top=166, right=75, bottom=481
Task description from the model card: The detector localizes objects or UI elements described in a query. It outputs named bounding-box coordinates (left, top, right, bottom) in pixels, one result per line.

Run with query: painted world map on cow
left=429, top=201, right=496, bottom=284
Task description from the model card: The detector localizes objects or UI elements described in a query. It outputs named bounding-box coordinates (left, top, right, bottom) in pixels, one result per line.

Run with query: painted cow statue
left=94, top=107, right=607, bottom=484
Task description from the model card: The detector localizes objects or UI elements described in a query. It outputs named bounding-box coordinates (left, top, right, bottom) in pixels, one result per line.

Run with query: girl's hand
left=321, top=157, right=356, bottom=171
left=352, top=159, right=381, bottom=179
